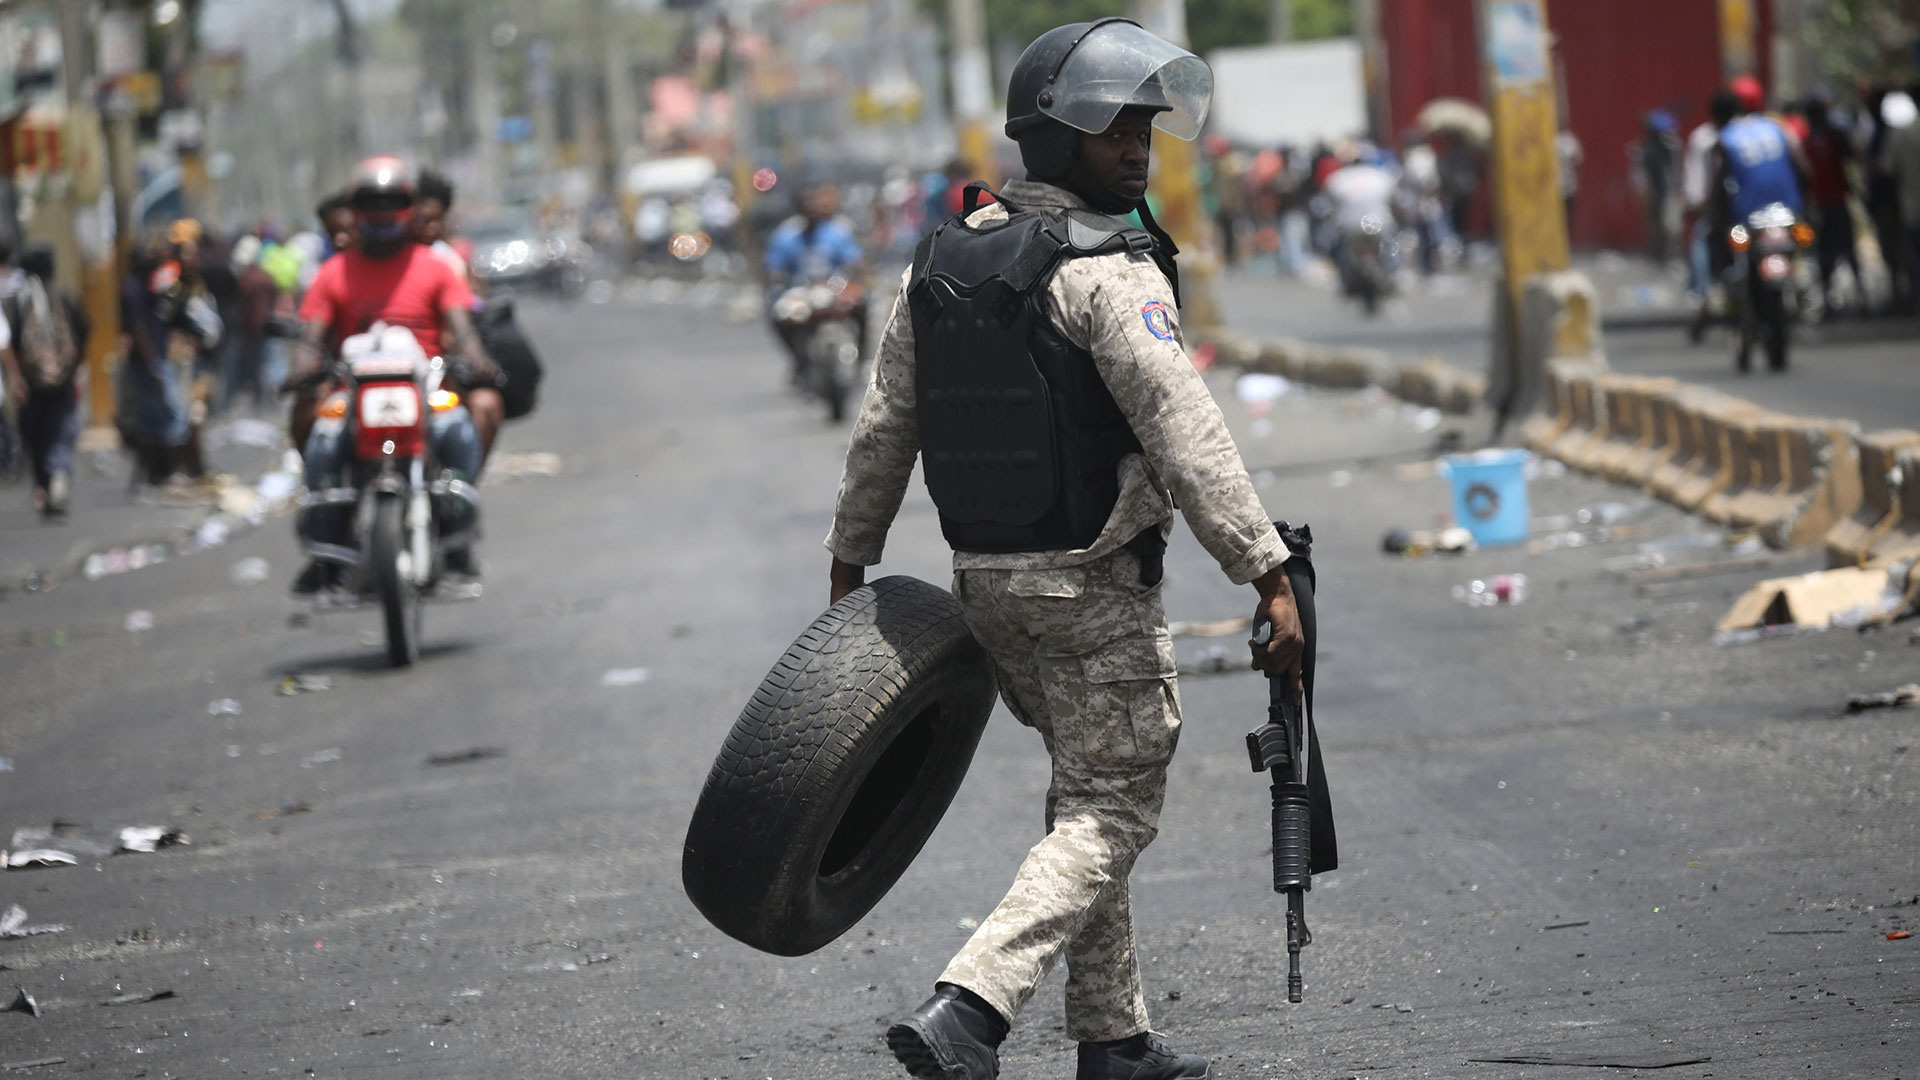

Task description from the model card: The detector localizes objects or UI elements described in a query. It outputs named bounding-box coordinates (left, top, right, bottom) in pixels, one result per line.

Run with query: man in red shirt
left=288, top=156, right=498, bottom=590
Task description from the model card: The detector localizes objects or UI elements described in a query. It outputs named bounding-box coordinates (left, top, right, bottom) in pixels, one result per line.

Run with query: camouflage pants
left=939, top=546, right=1180, bottom=1043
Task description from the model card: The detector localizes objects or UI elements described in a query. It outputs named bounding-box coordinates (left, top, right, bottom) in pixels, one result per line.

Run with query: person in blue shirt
left=1714, top=97, right=1809, bottom=225
left=764, top=184, right=866, bottom=385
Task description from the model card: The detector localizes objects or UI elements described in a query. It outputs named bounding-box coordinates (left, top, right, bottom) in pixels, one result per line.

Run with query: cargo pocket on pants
left=1042, top=633, right=1181, bottom=769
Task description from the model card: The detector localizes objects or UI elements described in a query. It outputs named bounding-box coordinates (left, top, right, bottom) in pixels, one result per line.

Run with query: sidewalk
left=0, top=413, right=300, bottom=598
left=1213, top=253, right=1920, bottom=434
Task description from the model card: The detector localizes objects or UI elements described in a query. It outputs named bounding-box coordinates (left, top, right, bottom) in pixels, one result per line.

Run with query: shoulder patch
left=1140, top=300, right=1175, bottom=341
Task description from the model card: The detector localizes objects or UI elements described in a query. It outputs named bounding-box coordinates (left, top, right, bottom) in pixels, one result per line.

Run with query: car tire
left=682, top=575, right=998, bottom=956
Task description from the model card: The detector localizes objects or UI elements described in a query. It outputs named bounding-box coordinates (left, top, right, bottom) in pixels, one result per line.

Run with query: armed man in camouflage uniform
left=824, top=19, right=1305, bottom=1080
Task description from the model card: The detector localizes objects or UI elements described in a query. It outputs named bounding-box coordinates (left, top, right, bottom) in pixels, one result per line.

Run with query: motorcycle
left=1725, top=202, right=1814, bottom=373
left=772, top=276, right=868, bottom=422
left=297, top=326, right=481, bottom=666
left=1336, top=214, right=1397, bottom=317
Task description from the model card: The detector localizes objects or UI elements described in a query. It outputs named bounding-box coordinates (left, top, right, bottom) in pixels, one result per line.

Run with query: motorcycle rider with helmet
left=286, top=155, right=497, bottom=591
left=823, top=18, right=1308, bottom=1080
left=1714, top=81, right=1810, bottom=230
left=764, top=183, right=866, bottom=386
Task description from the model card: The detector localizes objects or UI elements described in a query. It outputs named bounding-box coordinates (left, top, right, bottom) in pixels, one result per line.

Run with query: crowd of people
left=1200, top=130, right=1492, bottom=282
left=0, top=161, right=526, bottom=532
left=1649, top=75, right=1920, bottom=323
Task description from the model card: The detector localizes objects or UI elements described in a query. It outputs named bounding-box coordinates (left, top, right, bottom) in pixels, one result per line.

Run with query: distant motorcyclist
left=1323, top=149, right=1401, bottom=309
left=1713, top=82, right=1810, bottom=229
left=286, top=155, right=497, bottom=591
left=763, top=184, right=866, bottom=385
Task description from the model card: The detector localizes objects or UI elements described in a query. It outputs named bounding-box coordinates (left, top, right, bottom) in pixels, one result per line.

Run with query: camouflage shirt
left=824, top=179, right=1285, bottom=585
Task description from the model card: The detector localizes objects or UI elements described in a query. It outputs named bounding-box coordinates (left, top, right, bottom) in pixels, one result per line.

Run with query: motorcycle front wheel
left=371, top=493, right=421, bottom=667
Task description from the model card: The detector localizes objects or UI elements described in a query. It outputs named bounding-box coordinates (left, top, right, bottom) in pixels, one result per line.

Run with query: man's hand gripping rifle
left=1248, top=522, right=1331, bottom=1004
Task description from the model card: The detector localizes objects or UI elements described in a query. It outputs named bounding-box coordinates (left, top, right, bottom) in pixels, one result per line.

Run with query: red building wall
left=1377, top=0, right=1736, bottom=252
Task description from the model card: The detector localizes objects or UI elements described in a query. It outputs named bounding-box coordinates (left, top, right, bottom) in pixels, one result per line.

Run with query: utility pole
left=945, top=0, right=995, bottom=183
left=468, top=5, right=504, bottom=207
left=599, top=0, right=636, bottom=202
left=1270, top=0, right=1292, bottom=42
left=1475, top=0, right=1576, bottom=438
left=1127, top=0, right=1220, bottom=331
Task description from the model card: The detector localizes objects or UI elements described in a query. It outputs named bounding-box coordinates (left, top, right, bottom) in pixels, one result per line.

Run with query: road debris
left=1847, top=684, right=1920, bottom=714
left=1719, top=565, right=1898, bottom=635
left=1177, top=645, right=1241, bottom=677
left=1383, top=526, right=1475, bottom=558
left=10, top=824, right=114, bottom=858
left=1468, top=1051, right=1711, bottom=1068
left=1889, top=930, right=1912, bottom=940
left=0, top=906, right=68, bottom=939
left=5, top=850, right=77, bottom=869
left=1453, top=574, right=1527, bottom=607
left=4, top=988, right=39, bottom=1016
left=99, top=989, right=174, bottom=1007
left=301, top=748, right=344, bottom=768
left=425, top=746, right=507, bottom=767
left=1234, top=373, right=1294, bottom=406
left=207, top=698, right=243, bottom=716
left=1542, top=920, right=1590, bottom=930
left=123, top=610, right=155, bottom=633
left=1167, top=616, right=1250, bottom=638
left=82, top=544, right=170, bottom=581
left=0, top=1057, right=66, bottom=1071
left=250, top=802, right=312, bottom=820
left=117, top=827, right=188, bottom=853
left=278, top=674, right=334, bottom=696
left=599, top=667, right=651, bottom=687
left=229, top=557, right=271, bottom=586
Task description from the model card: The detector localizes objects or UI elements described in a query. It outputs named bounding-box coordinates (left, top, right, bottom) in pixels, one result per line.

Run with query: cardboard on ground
left=1717, top=565, right=1893, bottom=633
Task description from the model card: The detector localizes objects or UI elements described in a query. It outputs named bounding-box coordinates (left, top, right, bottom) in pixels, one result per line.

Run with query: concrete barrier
left=1323, top=346, right=1395, bottom=389
left=1873, top=446, right=1920, bottom=563
left=1647, top=389, right=1765, bottom=510
left=1590, top=375, right=1680, bottom=483
left=1612, top=382, right=1692, bottom=485
left=1823, top=430, right=1920, bottom=566
left=1759, top=418, right=1863, bottom=550
left=1543, top=368, right=1608, bottom=468
left=1489, top=270, right=1604, bottom=423
left=1520, top=360, right=1586, bottom=454
left=1701, top=415, right=1862, bottom=548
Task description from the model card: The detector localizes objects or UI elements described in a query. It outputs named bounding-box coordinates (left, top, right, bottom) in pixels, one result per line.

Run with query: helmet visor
left=1041, top=23, right=1212, bottom=141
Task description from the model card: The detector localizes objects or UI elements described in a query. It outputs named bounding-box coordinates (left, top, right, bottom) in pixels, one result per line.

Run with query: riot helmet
left=1004, top=19, right=1212, bottom=210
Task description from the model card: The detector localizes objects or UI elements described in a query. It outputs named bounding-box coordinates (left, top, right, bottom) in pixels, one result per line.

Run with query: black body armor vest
left=907, top=193, right=1161, bottom=553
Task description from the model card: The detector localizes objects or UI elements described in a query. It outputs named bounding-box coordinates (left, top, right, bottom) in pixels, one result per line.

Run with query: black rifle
left=1248, top=522, right=1332, bottom=1003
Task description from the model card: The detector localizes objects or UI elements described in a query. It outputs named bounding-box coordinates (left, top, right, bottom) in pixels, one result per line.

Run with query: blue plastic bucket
left=1441, top=449, right=1532, bottom=547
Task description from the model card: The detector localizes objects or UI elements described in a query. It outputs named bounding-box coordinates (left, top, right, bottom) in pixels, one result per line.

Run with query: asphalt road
left=0, top=284, right=1913, bottom=1079
left=1216, top=264, right=1920, bottom=435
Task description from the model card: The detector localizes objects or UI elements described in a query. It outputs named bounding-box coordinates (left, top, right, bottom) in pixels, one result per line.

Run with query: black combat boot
left=1077, top=1031, right=1209, bottom=1080
left=886, top=983, right=1008, bottom=1080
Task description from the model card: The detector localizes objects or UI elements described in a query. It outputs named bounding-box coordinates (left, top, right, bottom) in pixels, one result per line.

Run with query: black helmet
left=348, top=155, right=416, bottom=215
left=1003, top=20, right=1212, bottom=203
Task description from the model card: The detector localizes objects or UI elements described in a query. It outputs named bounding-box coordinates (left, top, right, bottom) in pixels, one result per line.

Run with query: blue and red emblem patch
left=1140, top=300, right=1175, bottom=341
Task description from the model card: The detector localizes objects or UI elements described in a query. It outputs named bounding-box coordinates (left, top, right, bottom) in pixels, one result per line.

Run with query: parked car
left=466, top=210, right=587, bottom=297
